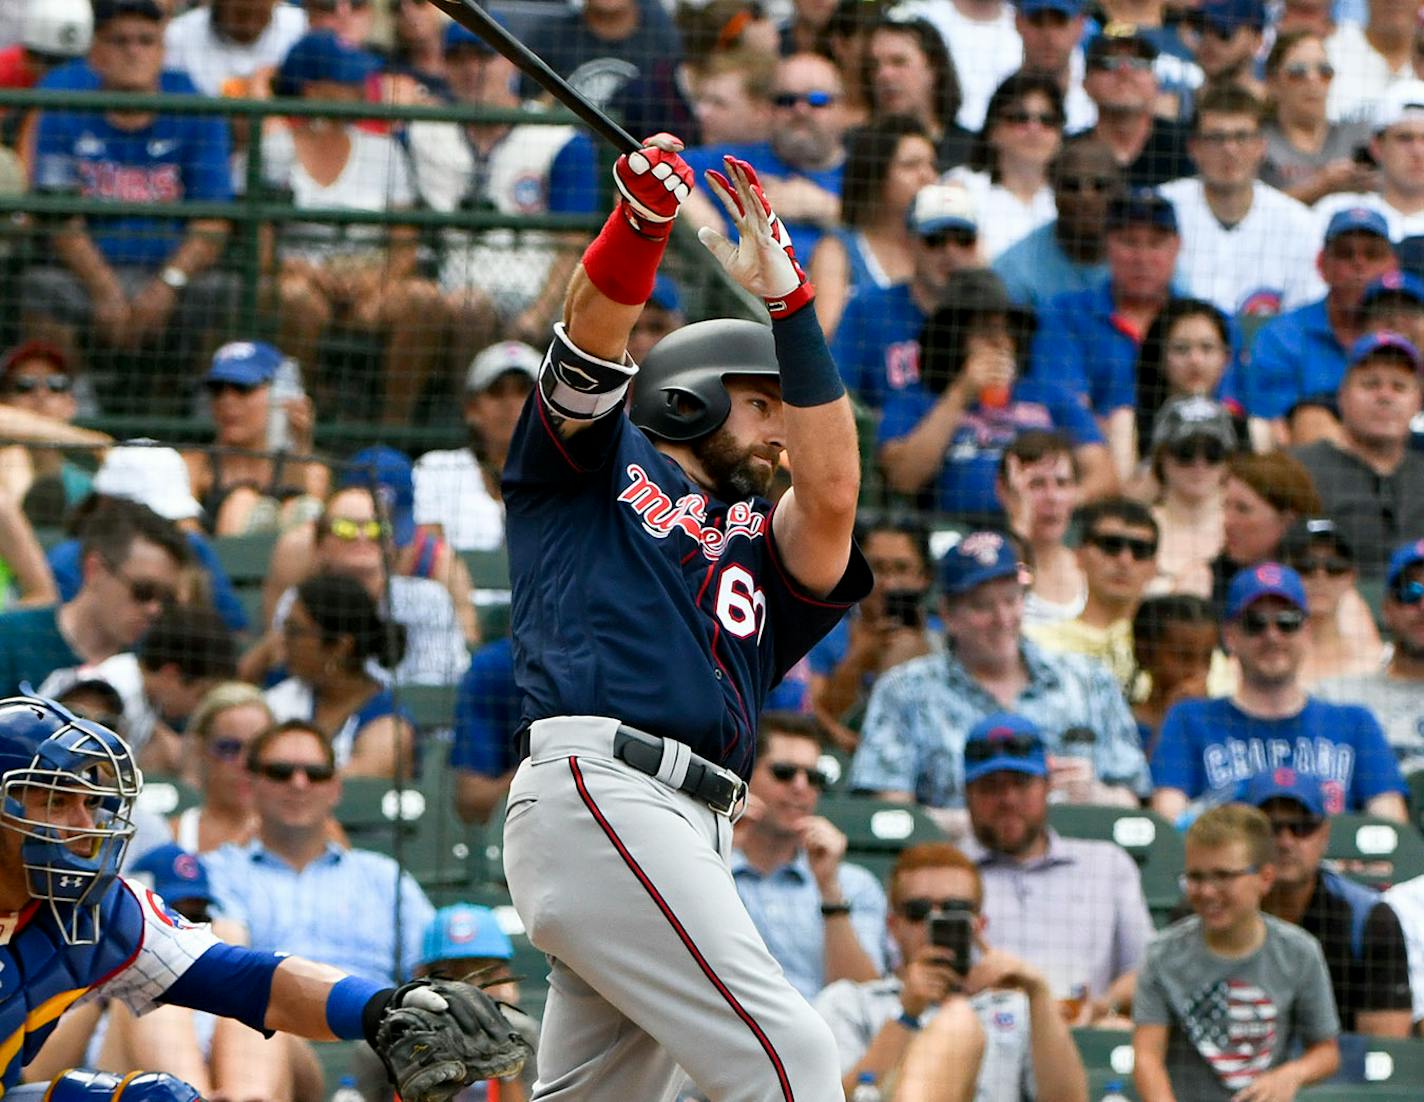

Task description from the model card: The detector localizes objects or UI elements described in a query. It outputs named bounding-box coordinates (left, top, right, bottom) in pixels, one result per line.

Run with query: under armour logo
left=59, top=875, right=82, bottom=889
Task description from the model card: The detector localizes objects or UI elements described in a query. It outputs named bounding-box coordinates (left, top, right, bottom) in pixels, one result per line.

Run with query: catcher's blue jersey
left=503, top=385, right=870, bottom=780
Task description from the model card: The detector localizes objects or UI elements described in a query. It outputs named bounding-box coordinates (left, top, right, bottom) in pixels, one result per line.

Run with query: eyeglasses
left=999, top=108, right=1061, bottom=129
left=1239, top=608, right=1306, bottom=636
left=1088, top=55, right=1153, bottom=73
left=103, top=560, right=177, bottom=608
left=896, top=896, right=978, bottom=922
left=773, top=90, right=836, bottom=109
left=205, top=379, right=261, bottom=397
left=1281, top=61, right=1334, bottom=81
left=1179, top=866, right=1258, bottom=890
left=253, top=761, right=336, bottom=784
left=1197, top=128, right=1260, bottom=146
left=963, top=734, right=1042, bottom=764
left=1056, top=175, right=1116, bottom=195
left=1289, top=556, right=1351, bottom=577
left=1084, top=532, right=1157, bottom=561
left=208, top=737, right=248, bottom=762
left=6, top=374, right=72, bottom=395
left=1167, top=437, right=1227, bottom=465
left=767, top=761, right=830, bottom=790
left=1268, top=816, right=1324, bottom=838
left=1393, top=579, right=1424, bottom=606
left=920, top=227, right=977, bottom=249
left=326, top=517, right=386, bottom=542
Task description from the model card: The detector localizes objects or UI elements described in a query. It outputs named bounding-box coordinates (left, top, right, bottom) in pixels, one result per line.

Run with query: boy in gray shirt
left=1134, top=803, right=1340, bottom=1102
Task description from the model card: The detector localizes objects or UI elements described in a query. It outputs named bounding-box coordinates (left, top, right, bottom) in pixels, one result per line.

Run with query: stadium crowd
left=6, top=0, right=1424, bottom=1097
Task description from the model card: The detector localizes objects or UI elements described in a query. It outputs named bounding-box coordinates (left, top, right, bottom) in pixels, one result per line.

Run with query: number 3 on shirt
left=715, top=565, right=767, bottom=642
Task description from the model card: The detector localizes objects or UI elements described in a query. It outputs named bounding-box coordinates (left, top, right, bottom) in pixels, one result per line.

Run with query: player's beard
left=693, top=427, right=776, bottom=501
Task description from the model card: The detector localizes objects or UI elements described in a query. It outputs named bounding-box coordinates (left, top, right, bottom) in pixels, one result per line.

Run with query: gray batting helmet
left=630, top=319, right=782, bottom=443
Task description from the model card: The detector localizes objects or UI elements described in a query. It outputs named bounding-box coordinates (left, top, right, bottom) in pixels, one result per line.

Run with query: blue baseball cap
left=418, top=904, right=513, bottom=968
left=1106, top=188, right=1178, bottom=234
left=1194, top=0, right=1265, bottom=33
left=444, top=14, right=509, bottom=55
left=274, top=31, right=380, bottom=96
left=129, top=843, right=218, bottom=908
left=1348, top=329, right=1423, bottom=371
left=1362, top=270, right=1424, bottom=310
left=1224, top=562, right=1308, bottom=620
left=1241, top=766, right=1327, bottom=819
left=338, top=445, right=415, bottom=547
left=207, top=340, right=284, bottom=388
left=1387, top=538, right=1424, bottom=588
left=649, top=274, right=684, bottom=314
left=963, top=713, right=1048, bottom=785
left=938, top=530, right=1022, bottom=596
left=1324, top=207, right=1391, bottom=244
left=1018, top=0, right=1084, bottom=17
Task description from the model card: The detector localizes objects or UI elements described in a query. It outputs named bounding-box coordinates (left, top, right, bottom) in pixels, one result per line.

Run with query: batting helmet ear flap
left=657, top=384, right=728, bottom=439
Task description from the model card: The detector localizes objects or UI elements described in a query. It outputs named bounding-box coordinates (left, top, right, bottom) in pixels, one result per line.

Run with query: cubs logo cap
left=208, top=340, right=284, bottom=388
left=1387, top=538, right=1424, bottom=588
left=1348, top=329, right=1422, bottom=372
left=938, top=530, right=1022, bottom=596
left=337, top=445, right=416, bottom=547
left=1324, top=207, right=1390, bottom=244
left=963, top=712, right=1048, bottom=785
left=1240, top=766, right=1326, bottom=819
left=418, top=904, right=514, bottom=968
left=128, top=843, right=218, bottom=909
left=1224, top=561, right=1308, bottom=620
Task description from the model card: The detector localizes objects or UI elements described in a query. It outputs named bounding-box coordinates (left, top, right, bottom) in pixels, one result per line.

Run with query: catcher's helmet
left=0, top=692, right=141, bottom=944
left=630, top=319, right=782, bottom=443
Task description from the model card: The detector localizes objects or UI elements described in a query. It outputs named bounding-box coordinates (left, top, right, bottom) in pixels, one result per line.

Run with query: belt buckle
left=708, top=771, right=748, bottom=818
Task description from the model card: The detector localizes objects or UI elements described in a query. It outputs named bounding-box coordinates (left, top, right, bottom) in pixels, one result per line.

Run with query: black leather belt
left=612, top=726, right=747, bottom=817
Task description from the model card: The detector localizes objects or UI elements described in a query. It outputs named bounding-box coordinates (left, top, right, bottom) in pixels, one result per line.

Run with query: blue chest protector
left=0, top=885, right=145, bottom=1090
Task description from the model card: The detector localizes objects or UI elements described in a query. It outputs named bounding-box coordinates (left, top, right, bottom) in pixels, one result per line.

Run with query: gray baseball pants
left=503, top=716, right=844, bottom=1102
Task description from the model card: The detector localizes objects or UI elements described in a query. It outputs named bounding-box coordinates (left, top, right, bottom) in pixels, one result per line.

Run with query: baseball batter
left=0, top=693, right=529, bottom=1102
left=501, top=134, right=871, bottom=1101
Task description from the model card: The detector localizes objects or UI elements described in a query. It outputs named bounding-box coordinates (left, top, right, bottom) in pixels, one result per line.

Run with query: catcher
left=0, top=692, right=530, bottom=1102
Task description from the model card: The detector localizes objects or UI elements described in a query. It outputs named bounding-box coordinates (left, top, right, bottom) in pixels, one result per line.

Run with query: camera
left=881, top=588, right=924, bottom=629
left=928, top=910, right=976, bottom=977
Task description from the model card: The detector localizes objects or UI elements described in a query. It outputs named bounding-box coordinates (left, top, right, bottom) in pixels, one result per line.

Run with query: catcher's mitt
left=373, top=976, right=534, bottom=1102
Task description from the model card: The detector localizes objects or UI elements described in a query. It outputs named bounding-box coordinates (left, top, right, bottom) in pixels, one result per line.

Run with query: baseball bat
left=425, top=0, right=641, bottom=155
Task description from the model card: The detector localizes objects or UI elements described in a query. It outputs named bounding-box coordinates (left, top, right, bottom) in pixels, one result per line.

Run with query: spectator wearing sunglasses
left=1180, top=0, right=1266, bottom=101
left=1259, top=31, right=1375, bottom=205
left=264, top=573, right=415, bottom=778
left=1244, top=209, right=1396, bottom=448
left=946, top=72, right=1064, bottom=261
left=955, top=714, right=1153, bottom=1019
left=183, top=341, right=329, bottom=538
left=1079, top=24, right=1194, bottom=189
left=203, top=720, right=435, bottom=985
left=1028, top=498, right=1159, bottom=691
left=1280, top=518, right=1385, bottom=686
left=814, top=839, right=1088, bottom=1100
left=1150, top=562, right=1408, bottom=823
left=849, top=529, right=1149, bottom=816
left=994, top=135, right=1120, bottom=309
left=173, top=682, right=269, bottom=852
left=1295, top=331, right=1424, bottom=576
left=1318, top=539, right=1424, bottom=775
left=0, top=339, right=112, bottom=521
left=1244, top=769, right=1414, bottom=1037
left=1145, top=396, right=1236, bottom=596
left=831, top=182, right=981, bottom=410
left=732, top=713, right=888, bottom=1000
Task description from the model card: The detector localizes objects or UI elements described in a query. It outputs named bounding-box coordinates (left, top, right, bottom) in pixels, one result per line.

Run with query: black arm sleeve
left=1361, top=902, right=1414, bottom=1012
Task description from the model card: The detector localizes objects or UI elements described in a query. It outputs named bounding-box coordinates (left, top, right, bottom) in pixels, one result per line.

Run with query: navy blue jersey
left=503, top=372, right=869, bottom=779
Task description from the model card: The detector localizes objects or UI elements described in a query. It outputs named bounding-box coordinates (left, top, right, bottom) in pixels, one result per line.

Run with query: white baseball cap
left=907, top=183, right=978, bottom=237
left=23, top=0, right=92, bottom=59
left=1373, top=79, right=1424, bottom=133
left=93, top=440, right=203, bottom=522
left=465, top=341, right=542, bottom=394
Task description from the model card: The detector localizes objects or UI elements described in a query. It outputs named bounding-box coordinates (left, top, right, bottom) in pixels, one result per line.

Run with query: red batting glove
left=704, top=156, right=814, bottom=317
left=612, top=132, right=694, bottom=240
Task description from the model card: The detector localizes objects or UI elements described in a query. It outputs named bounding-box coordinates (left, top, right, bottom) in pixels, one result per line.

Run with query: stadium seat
left=211, top=533, right=278, bottom=586
left=1047, top=805, right=1184, bottom=915
left=1325, top=814, right=1424, bottom=889
left=134, top=773, right=202, bottom=819
left=1073, top=1027, right=1134, bottom=1080
left=460, top=547, right=511, bottom=590
left=397, top=684, right=459, bottom=731
left=817, top=794, right=945, bottom=879
left=1406, top=769, right=1424, bottom=835
left=310, top=1039, right=365, bottom=1094
left=817, top=747, right=852, bottom=793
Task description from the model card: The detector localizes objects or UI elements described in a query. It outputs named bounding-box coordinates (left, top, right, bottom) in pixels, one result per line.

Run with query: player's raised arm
left=700, top=158, right=860, bottom=596
left=543, top=134, right=692, bottom=437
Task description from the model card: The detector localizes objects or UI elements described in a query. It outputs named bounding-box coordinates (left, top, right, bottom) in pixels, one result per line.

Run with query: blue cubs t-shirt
left=877, top=377, right=1103, bottom=516
left=830, top=282, right=924, bottom=410
left=681, top=140, right=844, bottom=263
left=1151, top=697, right=1406, bottom=811
left=34, top=64, right=233, bottom=267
